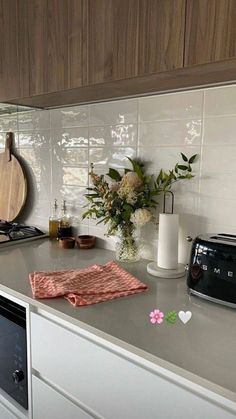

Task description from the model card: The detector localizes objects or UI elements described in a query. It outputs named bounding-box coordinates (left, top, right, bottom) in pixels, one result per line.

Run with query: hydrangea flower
left=149, top=309, right=164, bottom=324
left=131, top=208, right=152, bottom=226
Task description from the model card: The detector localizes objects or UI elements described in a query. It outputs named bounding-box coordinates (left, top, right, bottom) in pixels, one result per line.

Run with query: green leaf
left=106, top=168, right=121, bottom=181
left=178, top=164, right=188, bottom=171
left=127, top=157, right=144, bottom=180
left=181, top=152, right=188, bottom=162
left=188, top=154, right=198, bottom=164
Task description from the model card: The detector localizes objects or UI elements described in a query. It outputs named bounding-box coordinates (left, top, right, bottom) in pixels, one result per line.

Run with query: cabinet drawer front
left=32, top=375, right=92, bottom=419
left=31, top=313, right=236, bottom=419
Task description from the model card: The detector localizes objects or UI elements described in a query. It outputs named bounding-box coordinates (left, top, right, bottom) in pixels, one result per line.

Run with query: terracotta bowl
left=58, top=237, right=76, bottom=249
left=77, top=235, right=96, bottom=249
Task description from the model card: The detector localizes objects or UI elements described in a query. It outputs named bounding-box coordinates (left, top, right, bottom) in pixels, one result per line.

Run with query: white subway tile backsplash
left=89, top=98, right=138, bottom=126
left=18, top=131, right=50, bottom=148
left=5, top=83, right=236, bottom=254
left=204, top=85, right=236, bottom=116
left=139, top=90, right=203, bottom=122
left=18, top=110, right=50, bottom=131
left=199, top=197, right=236, bottom=227
left=201, top=145, right=236, bottom=172
left=203, top=115, right=236, bottom=145
left=138, top=119, right=202, bottom=147
left=50, top=105, right=89, bottom=128
left=89, top=124, right=137, bottom=147
left=52, top=127, right=88, bottom=147
left=137, top=146, right=200, bottom=174
left=0, top=114, right=17, bottom=132
left=89, top=147, right=136, bottom=168
left=200, top=172, right=236, bottom=199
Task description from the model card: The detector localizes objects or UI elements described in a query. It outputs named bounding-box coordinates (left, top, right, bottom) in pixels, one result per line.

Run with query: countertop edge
left=1, top=282, right=236, bottom=413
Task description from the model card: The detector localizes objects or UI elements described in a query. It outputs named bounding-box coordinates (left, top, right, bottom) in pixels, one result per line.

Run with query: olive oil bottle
left=49, top=199, right=59, bottom=239
left=57, top=200, right=72, bottom=238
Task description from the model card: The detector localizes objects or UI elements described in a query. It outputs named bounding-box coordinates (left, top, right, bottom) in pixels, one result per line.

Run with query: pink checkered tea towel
left=29, top=261, right=148, bottom=306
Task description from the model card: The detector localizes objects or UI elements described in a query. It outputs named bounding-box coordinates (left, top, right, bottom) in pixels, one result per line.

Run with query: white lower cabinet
left=0, top=402, right=17, bottom=419
left=32, top=375, right=92, bottom=419
left=30, top=312, right=236, bottom=419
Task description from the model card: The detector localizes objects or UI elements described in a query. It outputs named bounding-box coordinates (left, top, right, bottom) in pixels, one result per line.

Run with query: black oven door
left=0, top=296, right=28, bottom=409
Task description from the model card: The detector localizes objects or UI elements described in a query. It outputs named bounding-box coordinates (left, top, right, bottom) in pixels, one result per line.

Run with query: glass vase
left=115, top=224, right=140, bottom=262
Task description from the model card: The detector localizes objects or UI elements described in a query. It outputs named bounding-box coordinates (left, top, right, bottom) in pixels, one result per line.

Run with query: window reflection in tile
left=53, top=148, right=88, bottom=166
left=53, top=128, right=88, bottom=147
left=50, top=106, right=89, bottom=128
left=89, top=147, right=136, bottom=168
left=18, top=131, right=50, bottom=148
left=56, top=167, right=88, bottom=186
left=0, top=115, right=17, bottom=132
left=90, top=99, right=138, bottom=126
left=89, top=124, right=137, bottom=147
left=138, top=120, right=201, bottom=147
left=18, top=110, right=50, bottom=131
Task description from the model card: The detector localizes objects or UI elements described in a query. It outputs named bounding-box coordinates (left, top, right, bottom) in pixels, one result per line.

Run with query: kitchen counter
left=1, top=238, right=236, bottom=406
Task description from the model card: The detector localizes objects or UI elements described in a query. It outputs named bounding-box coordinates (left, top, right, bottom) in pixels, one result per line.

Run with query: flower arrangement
left=82, top=153, right=197, bottom=261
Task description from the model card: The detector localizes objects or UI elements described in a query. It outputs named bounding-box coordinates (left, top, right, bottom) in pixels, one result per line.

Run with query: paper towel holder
left=147, top=190, right=185, bottom=279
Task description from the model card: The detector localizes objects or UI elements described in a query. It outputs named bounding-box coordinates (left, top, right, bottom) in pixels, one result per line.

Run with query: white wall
left=1, top=84, right=236, bottom=261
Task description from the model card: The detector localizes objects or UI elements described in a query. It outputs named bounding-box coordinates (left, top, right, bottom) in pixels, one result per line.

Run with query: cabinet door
left=28, top=0, right=48, bottom=95
left=0, top=0, right=19, bottom=100
left=185, top=0, right=236, bottom=66
left=31, top=313, right=236, bottom=419
left=32, top=375, right=92, bottom=419
left=47, top=0, right=68, bottom=92
left=68, top=0, right=88, bottom=88
left=88, top=0, right=139, bottom=84
left=138, top=0, right=186, bottom=75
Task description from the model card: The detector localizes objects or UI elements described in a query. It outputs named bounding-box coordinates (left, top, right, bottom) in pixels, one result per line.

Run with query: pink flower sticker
left=149, top=309, right=164, bottom=325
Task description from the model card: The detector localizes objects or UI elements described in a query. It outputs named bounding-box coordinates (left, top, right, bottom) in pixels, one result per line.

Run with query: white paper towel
left=157, top=213, right=179, bottom=269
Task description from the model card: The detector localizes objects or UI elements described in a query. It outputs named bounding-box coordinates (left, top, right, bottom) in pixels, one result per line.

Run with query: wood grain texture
left=0, top=0, right=19, bottom=100
left=68, top=0, right=88, bottom=88
left=138, top=0, right=186, bottom=74
left=17, top=0, right=30, bottom=97
left=0, top=148, right=27, bottom=222
left=47, top=0, right=69, bottom=92
left=88, top=0, right=139, bottom=84
left=28, top=0, right=48, bottom=95
left=185, top=0, right=236, bottom=66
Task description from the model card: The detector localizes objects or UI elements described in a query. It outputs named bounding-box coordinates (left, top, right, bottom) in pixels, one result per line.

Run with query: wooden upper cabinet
left=138, top=0, right=186, bottom=75
left=88, top=0, right=139, bottom=85
left=185, top=0, right=236, bottom=66
left=47, top=0, right=68, bottom=92
left=68, top=0, right=88, bottom=88
left=28, top=0, right=48, bottom=95
left=0, top=0, right=19, bottom=100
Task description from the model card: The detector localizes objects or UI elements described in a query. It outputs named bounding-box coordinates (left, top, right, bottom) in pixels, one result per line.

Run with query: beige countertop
left=1, top=238, right=236, bottom=404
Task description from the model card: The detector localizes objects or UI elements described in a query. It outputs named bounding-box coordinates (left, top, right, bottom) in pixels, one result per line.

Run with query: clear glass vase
left=115, top=224, right=140, bottom=262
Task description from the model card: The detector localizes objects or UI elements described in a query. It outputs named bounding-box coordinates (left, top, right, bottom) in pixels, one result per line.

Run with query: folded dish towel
left=29, top=261, right=148, bottom=306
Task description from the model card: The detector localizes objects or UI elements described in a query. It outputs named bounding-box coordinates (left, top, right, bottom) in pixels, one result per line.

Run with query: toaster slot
left=210, top=235, right=236, bottom=244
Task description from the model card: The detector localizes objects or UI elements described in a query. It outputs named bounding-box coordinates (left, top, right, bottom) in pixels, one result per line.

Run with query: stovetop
left=0, top=220, right=48, bottom=245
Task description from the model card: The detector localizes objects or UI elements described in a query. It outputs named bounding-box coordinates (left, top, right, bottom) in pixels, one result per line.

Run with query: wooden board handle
left=5, top=132, right=14, bottom=162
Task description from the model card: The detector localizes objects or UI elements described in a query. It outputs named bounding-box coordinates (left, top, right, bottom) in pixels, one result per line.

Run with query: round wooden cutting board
left=0, top=132, right=27, bottom=221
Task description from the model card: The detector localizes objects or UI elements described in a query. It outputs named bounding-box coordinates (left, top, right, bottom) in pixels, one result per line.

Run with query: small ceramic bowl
left=77, top=235, right=96, bottom=249
left=58, top=237, right=76, bottom=249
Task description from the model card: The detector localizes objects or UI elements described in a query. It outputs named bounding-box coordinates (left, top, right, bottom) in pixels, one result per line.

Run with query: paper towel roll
left=157, top=213, right=179, bottom=269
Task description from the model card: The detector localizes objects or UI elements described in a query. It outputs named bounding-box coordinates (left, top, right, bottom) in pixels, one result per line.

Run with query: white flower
left=117, top=184, right=137, bottom=205
left=130, top=208, right=152, bottom=226
left=121, top=171, right=142, bottom=189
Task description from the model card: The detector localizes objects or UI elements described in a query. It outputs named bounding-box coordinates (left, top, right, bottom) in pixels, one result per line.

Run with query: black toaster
left=187, top=233, right=236, bottom=308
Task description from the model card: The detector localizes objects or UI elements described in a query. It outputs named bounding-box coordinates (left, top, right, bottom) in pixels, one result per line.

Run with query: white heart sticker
left=178, top=311, right=192, bottom=324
